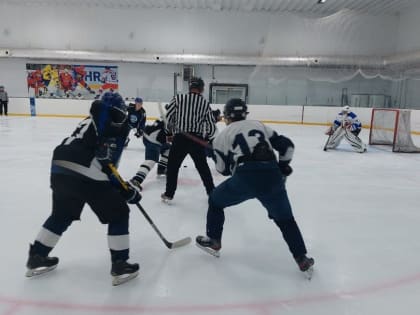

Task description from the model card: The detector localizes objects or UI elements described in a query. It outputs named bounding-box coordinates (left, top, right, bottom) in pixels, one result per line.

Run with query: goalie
left=324, top=106, right=367, bottom=153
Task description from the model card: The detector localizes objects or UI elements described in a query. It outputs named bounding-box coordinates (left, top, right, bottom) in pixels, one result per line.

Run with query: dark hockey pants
left=0, top=101, right=7, bottom=115
left=206, top=161, right=307, bottom=258
left=165, top=133, right=214, bottom=198
left=32, top=174, right=131, bottom=262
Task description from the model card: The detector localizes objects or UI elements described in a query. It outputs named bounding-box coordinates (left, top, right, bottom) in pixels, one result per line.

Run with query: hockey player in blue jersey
left=125, top=97, right=146, bottom=147
left=129, top=118, right=171, bottom=190
left=25, top=92, right=141, bottom=286
left=196, top=98, right=314, bottom=278
left=324, top=105, right=366, bottom=153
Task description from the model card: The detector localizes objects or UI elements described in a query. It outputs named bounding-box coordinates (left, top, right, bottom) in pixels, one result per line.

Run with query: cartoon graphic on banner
left=26, top=64, right=118, bottom=99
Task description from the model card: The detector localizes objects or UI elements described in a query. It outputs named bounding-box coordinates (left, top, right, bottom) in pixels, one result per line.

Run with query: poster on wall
left=26, top=63, right=118, bottom=99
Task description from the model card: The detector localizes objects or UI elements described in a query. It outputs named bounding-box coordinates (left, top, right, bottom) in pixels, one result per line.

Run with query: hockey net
left=369, top=108, right=420, bottom=152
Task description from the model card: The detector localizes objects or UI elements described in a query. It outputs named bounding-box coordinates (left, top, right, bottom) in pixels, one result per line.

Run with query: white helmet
left=342, top=105, right=350, bottom=112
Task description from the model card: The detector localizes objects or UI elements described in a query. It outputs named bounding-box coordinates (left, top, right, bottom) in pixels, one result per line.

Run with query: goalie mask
left=223, top=98, right=248, bottom=121
left=342, top=105, right=351, bottom=113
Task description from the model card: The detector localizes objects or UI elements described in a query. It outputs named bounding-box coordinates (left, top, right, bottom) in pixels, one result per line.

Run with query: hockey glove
left=120, top=182, right=142, bottom=204
left=278, top=161, right=293, bottom=177
left=344, top=120, right=352, bottom=129
left=325, top=127, right=334, bottom=136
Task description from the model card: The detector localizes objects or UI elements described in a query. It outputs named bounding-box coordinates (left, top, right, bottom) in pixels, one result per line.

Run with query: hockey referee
left=161, top=77, right=216, bottom=202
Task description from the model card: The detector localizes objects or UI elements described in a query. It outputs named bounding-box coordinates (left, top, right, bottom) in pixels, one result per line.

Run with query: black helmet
left=223, top=98, right=248, bottom=121
left=189, top=77, right=204, bottom=91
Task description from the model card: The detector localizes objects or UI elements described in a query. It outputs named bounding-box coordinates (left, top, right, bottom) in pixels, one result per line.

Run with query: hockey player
left=59, top=68, right=74, bottom=95
left=25, top=92, right=141, bottom=286
left=324, top=106, right=367, bottom=153
left=27, top=69, right=45, bottom=97
left=128, top=97, right=146, bottom=137
left=196, top=98, right=314, bottom=278
left=130, top=119, right=171, bottom=190
left=41, top=64, right=53, bottom=95
left=125, top=97, right=146, bottom=147
left=73, top=65, right=95, bottom=94
left=100, top=66, right=118, bottom=91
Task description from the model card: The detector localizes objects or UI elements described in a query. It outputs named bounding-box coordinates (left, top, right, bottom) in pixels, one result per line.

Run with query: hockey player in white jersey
left=324, top=106, right=367, bottom=153
left=196, top=98, right=314, bottom=278
left=130, top=119, right=171, bottom=190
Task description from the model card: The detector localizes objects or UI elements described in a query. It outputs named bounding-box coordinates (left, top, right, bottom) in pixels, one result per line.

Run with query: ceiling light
left=318, top=0, right=326, bottom=3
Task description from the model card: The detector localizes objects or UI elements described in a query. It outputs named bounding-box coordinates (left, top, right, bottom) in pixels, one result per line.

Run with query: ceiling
left=4, top=0, right=420, bottom=16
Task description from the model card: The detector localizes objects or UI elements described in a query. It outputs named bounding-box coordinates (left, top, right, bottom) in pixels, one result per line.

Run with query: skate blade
left=161, top=198, right=172, bottom=205
left=25, top=265, right=57, bottom=278
left=112, top=271, right=139, bottom=286
left=303, top=266, right=314, bottom=280
left=195, top=243, right=220, bottom=258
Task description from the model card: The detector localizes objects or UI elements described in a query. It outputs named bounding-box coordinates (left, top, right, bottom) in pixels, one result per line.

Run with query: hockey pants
left=206, top=161, right=307, bottom=258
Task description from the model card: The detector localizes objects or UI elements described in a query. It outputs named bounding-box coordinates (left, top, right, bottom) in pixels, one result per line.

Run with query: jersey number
left=232, top=129, right=266, bottom=155
left=63, top=118, right=91, bottom=145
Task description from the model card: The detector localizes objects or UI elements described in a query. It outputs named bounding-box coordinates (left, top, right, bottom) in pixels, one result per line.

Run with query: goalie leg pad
left=326, top=127, right=345, bottom=149
left=344, top=129, right=366, bottom=153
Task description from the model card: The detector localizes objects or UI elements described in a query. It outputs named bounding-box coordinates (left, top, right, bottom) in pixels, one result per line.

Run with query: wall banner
left=26, top=64, right=118, bottom=99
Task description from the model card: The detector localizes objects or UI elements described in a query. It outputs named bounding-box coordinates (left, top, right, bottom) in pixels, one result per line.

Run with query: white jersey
left=213, top=120, right=294, bottom=175
left=100, top=69, right=118, bottom=84
left=333, top=111, right=362, bottom=131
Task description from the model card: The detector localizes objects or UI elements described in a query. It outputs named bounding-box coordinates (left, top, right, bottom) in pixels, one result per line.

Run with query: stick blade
left=168, top=237, right=192, bottom=249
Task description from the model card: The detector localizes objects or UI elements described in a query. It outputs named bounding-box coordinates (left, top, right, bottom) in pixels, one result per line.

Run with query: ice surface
left=1, top=116, right=419, bottom=315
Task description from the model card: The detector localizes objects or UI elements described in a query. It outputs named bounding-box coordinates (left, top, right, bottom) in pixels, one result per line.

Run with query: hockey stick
left=157, top=102, right=166, bottom=124
left=182, top=132, right=213, bottom=149
left=108, top=164, right=192, bottom=249
left=323, top=130, right=332, bottom=151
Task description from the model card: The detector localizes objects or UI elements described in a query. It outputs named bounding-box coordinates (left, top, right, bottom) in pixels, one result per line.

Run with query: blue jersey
left=127, top=104, right=146, bottom=134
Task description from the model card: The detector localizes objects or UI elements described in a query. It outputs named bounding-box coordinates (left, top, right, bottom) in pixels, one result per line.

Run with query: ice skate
left=295, top=255, right=314, bottom=280
left=195, top=235, right=221, bottom=258
left=161, top=193, right=173, bottom=204
left=156, top=165, right=167, bottom=178
left=111, top=260, right=139, bottom=286
left=25, top=245, right=59, bottom=277
left=156, top=170, right=166, bottom=178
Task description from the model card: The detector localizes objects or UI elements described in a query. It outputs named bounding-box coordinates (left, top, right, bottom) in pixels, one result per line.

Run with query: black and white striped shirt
left=165, top=92, right=216, bottom=139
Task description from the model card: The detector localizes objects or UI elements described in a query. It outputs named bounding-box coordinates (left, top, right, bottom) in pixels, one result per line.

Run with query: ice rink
left=1, top=115, right=420, bottom=315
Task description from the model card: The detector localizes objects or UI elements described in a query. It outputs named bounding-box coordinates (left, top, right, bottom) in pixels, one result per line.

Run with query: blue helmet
left=101, top=92, right=125, bottom=109
left=101, top=92, right=127, bottom=126
left=134, top=97, right=143, bottom=104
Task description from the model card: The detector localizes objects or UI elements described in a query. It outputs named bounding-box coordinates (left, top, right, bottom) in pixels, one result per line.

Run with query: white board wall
left=7, top=97, right=420, bottom=133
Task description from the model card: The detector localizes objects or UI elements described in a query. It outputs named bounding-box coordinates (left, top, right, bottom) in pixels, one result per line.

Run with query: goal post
left=369, top=108, right=420, bottom=152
